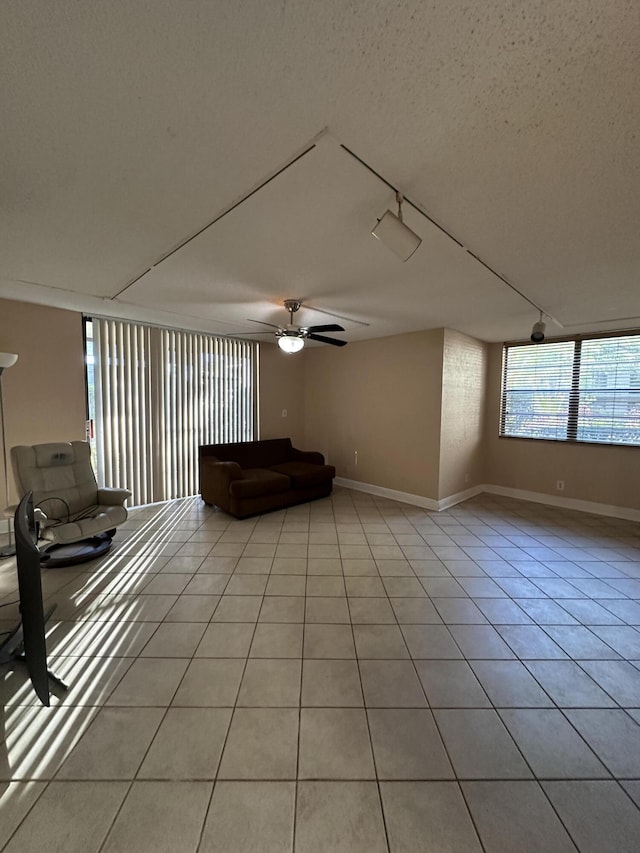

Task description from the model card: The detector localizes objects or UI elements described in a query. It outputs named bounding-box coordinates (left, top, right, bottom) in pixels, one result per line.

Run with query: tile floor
left=1, top=487, right=640, bottom=851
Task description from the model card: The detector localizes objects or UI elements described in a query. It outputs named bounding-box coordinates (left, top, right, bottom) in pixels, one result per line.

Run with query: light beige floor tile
left=45, top=620, right=159, bottom=658
left=359, top=660, right=427, bottom=707
left=500, top=709, right=609, bottom=778
left=463, top=781, right=577, bottom=853
left=199, top=781, right=295, bottom=853
left=0, top=782, right=47, bottom=849
left=380, top=781, right=482, bottom=852
left=564, top=709, right=640, bottom=777
left=194, top=621, right=254, bottom=657
left=271, top=557, right=307, bottom=574
left=250, top=622, right=303, bottom=657
left=101, top=781, right=211, bottom=853
left=265, top=574, right=306, bottom=596
left=56, top=707, right=164, bottom=779
left=376, top=559, right=413, bottom=576
left=353, top=624, right=409, bottom=659
left=524, top=660, right=617, bottom=707
left=306, top=575, right=346, bottom=597
left=295, top=782, right=387, bottom=853
left=162, top=555, right=206, bottom=573
left=259, top=595, right=305, bottom=622
left=139, top=622, right=206, bottom=658
left=544, top=780, right=640, bottom=853
left=431, top=598, right=487, bottom=624
left=224, top=574, right=268, bottom=595
left=237, top=659, right=301, bottom=706
left=391, top=597, right=443, bottom=624
left=447, top=624, right=517, bottom=659
left=105, top=658, right=188, bottom=706
left=434, top=709, right=532, bottom=779
left=470, top=660, right=554, bottom=707
left=29, top=655, right=135, bottom=708
left=164, top=594, right=220, bottom=622
left=415, top=659, right=490, bottom=708
left=198, top=556, right=239, bottom=573
left=496, top=625, right=568, bottom=659
left=2, top=781, right=128, bottom=853
left=345, top=576, right=386, bottom=596
left=577, top=659, right=640, bottom=706
left=182, top=573, right=230, bottom=594
left=368, top=709, right=454, bottom=779
left=348, top=597, right=396, bottom=624
left=383, top=577, right=427, bottom=597
left=218, top=708, right=299, bottom=779
left=305, top=596, right=350, bottom=623
left=342, top=559, right=379, bottom=576
left=301, top=659, right=363, bottom=706
left=303, top=624, right=356, bottom=658
left=211, top=595, right=262, bottom=622
left=307, top=557, right=343, bottom=575
left=172, top=658, right=245, bottom=706
left=299, top=708, right=375, bottom=779
left=138, top=708, right=232, bottom=779
left=142, top=574, right=191, bottom=595
left=399, top=624, right=462, bottom=659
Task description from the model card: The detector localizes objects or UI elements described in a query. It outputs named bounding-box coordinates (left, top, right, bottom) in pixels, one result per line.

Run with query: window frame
left=500, top=329, right=640, bottom=448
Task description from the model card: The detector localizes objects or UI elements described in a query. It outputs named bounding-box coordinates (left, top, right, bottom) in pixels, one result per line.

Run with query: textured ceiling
left=1, top=0, right=639, bottom=343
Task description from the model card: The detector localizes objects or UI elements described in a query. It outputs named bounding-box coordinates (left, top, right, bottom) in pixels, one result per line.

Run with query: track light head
left=371, top=193, right=421, bottom=262
left=530, top=316, right=546, bottom=343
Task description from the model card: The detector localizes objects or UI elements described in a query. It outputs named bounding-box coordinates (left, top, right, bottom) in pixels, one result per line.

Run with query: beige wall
left=484, top=342, right=640, bottom=511
left=0, top=298, right=87, bottom=503
left=438, top=330, right=488, bottom=499
left=302, top=330, right=444, bottom=499
left=258, top=342, right=305, bottom=446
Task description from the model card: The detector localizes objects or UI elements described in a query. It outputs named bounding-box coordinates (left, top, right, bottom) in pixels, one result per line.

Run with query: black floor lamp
left=0, top=352, right=18, bottom=558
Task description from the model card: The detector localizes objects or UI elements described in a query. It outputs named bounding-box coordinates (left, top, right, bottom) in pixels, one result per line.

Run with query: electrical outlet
left=281, top=409, right=287, bottom=418
left=354, top=450, right=358, bottom=466
left=556, top=479, right=565, bottom=491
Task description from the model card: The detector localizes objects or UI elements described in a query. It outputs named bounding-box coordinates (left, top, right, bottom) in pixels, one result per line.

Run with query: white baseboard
left=334, top=478, right=440, bottom=511
left=334, top=477, right=640, bottom=521
left=482, top=484, right=640, bottom=523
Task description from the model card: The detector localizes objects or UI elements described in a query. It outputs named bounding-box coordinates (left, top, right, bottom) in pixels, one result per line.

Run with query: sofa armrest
left=292, top=448, right=325, bottom=465
left=200, top=458, right=243, bottom=510
left=97, top=487, right=132, bottom=506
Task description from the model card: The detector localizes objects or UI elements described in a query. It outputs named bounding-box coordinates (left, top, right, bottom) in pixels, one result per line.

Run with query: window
left=500, top=332, right=640, bottom=447
left=86, top=317, right=257, bottom=505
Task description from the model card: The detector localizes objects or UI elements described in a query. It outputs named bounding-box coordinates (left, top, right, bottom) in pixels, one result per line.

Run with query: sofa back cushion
left=200, top=438, right=293, bottom=469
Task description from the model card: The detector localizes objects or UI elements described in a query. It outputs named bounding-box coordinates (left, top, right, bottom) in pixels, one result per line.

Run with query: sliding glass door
left=85, top=317, right=257, bottom=505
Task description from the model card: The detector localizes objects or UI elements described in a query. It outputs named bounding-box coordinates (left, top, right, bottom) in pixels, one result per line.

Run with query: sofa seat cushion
left=269, top=461, right=336, bottom=488
left=229, top=468, right=291, bottom=499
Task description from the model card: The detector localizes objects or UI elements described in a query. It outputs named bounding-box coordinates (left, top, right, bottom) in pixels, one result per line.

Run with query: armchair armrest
left=292, top=448, right=325, bottom=465
left=97, top=487, right=132, bottom=506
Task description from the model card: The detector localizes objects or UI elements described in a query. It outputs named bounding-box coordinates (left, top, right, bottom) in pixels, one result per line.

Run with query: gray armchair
left=9, top=441, right=130, bottom=563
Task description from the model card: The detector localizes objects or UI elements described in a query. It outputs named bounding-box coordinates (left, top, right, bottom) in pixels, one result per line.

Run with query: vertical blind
left=91, top=318, right=257, bottom=505
left=500, top=333, right=640, bottom=446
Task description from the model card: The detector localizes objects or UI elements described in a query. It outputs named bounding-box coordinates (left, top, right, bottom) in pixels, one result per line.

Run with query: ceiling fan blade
left=307, top=333, right=348, bottom=347
left=304, top=323, right=345, bottom=333
left=245, top=318, right=281, bottom=330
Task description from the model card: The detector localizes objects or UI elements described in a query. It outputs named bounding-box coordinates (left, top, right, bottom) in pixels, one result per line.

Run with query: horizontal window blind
left=501, top=341, right=576, bottom=440
left=578, top=336, right=640, bottom=445
left=500, top=333, right=640, bottom=447
left=90, top=318, right=256, bottom=505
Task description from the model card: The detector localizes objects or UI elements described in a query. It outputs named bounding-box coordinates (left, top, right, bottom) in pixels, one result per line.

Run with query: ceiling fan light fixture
left=371, top=193, right=421, bottom=262
left=277, top=334, right=305, bottom=353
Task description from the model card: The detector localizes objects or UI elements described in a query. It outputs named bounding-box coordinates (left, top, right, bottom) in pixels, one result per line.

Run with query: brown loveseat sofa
left=199, top=438, right=335, bottom=518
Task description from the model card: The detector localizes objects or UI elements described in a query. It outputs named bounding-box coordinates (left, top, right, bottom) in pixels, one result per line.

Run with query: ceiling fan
left=247, top=300, right=348, bottom=352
